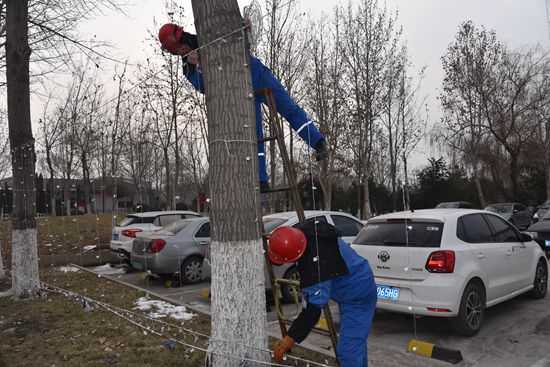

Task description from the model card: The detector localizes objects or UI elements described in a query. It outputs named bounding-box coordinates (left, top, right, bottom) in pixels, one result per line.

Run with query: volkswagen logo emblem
left=378, top=250, right=390, bottom=262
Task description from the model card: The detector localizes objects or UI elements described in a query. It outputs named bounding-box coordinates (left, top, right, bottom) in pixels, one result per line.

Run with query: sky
left=54, top=0, right=550, bottom=168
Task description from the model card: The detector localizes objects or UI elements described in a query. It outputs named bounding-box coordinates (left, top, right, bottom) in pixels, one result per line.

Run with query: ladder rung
left=258, top=136, right=279, bottom=144
left=281, top=319, right=332, bottom=336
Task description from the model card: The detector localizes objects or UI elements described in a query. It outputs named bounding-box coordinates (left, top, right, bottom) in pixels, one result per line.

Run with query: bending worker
left=158, top=23, right=328, bottom=190
left=268, top=221, right=377, bottom=366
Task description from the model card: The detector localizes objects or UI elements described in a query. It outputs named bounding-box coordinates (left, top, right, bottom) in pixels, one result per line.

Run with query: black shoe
left=260, top=181, right=270, bottom=193
left=314, top=140, right=328, bottom=161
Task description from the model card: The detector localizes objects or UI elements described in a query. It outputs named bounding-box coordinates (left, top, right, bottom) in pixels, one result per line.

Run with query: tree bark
left=46, top=152, right=56, bottom=216
left=191, top=1, right=268, bottom=366
left=6, top=0, right=40, bottom=298
left=510, top=153, right=519, bottom=200
left=474, top=172, right=486, bottom=209
left=0, top=239, right=5, bottom=280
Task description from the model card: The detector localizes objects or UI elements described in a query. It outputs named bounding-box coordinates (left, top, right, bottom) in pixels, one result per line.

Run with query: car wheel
left=281, top=266, right=301, bottom=304
left=179, top=256, right=203, bottom=284
left=529, top=259, right=548, bottom=299
left=449, top=282, right=485, bottom=336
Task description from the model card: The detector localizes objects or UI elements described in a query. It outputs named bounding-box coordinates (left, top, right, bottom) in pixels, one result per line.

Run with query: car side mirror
left=520, top=233, right=533, bottom=242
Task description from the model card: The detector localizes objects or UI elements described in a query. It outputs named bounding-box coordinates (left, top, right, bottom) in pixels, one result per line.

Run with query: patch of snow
left=91, top=264, right=127, bottom=275
left=58, top=266, right=81, bottom=273
left=134, top=297, right=195, bottom=321
left=82, top=245, right=97, bottom=252
left=44, top=243, right=52, bottom=247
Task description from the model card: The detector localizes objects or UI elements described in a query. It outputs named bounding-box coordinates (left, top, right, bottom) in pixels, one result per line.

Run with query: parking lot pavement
left=87, top=262, right=550, bottom=367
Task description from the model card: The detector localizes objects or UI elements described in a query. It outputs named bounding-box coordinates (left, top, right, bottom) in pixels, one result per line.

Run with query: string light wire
left=3, top=267, right=331, bottom=367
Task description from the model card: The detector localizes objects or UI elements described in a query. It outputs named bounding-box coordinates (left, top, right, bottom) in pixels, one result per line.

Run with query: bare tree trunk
left=190, top=1, right=268, bottom=366
left=510, top=153, right=519, bottom=201
left=64, top=182, right=71, bottom=216
left=82, top=152, right=93, bottom=231
left=403, top=155, right=411, bottom=211
left=0, top=237, right=5, bottom=280
left=362, top=171, right=373, bottom=219
left=6, top=0, right=40, bottom=298
left=48, top=173, right=56, bottom=216
left=545, top=155, right=550, bottom=200
left=473, top=165, right=486, bottom=209
left=163, top=148, right=172, bottom=210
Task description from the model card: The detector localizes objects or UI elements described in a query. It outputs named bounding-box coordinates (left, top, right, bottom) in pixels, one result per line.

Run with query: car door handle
left=198, top=241, right=209, bottom=245
left=477, top=253, right=485, bottom=259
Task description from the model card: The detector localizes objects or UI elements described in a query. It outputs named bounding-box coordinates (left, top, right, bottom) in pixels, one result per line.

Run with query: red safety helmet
left=159, top=23, right=184, bottom=54
left=268, top=226, right=307, bottom=264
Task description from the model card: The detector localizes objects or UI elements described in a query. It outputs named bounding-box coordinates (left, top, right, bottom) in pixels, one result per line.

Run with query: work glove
left=273, top=335, right=295, bottom=363
left=314, top=140, right=328, bottom=161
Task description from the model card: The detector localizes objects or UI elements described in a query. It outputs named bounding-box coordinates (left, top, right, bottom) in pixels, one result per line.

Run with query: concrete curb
left=408, top=339, right=463, bottom=364
left=40, top=250, right=118, bottom=267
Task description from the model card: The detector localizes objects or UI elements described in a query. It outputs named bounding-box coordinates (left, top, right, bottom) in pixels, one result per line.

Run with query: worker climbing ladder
left=255, top=87, right=340, bottom=366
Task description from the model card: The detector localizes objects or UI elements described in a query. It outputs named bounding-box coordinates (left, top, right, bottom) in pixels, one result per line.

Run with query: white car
left=351, top=209, right=547, bottom=336
left=110, top=211, right=200, bottom=261
left=203, top=210, right=365, bottom=302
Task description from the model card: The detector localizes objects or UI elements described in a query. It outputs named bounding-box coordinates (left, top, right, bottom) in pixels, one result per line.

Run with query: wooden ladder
left=255, top=87, right=340, bottom=366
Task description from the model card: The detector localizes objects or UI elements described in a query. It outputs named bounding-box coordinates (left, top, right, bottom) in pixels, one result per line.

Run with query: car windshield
left=117, top=216, right=155, bottom=226
left=436, top=202, right=457, bottom=208
left=263, top=217, right=289, bottom=233
left=353, top=221, right=444, bottom=248
left=155, top=220, right=192, bottom=235
left=485, top=204, right=512, bottom=214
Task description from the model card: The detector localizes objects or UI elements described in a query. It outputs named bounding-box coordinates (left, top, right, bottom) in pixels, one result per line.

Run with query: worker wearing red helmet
left=268, top=221, right=377, bottom=366
left=158, top=23, right=328, bottom=190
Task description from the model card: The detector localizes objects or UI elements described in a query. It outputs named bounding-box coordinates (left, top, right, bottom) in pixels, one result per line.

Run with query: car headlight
left=524, top=231, right=538, bottom=239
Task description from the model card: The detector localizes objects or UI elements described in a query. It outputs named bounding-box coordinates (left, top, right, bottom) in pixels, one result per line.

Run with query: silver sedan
left=202, top=210, right=365, bottom=302
left=130, top=217, right=210, bottom=284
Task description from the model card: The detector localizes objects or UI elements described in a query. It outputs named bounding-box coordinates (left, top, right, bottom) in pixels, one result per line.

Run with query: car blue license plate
left=377, top=285, right=400, bottom=301
left=545, top=240, right=550, bottom=248
left=113, top=234, right=119, bottom=240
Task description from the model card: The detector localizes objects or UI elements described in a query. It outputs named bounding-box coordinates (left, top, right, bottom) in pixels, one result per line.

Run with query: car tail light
left=148, top=239, right=166, bottom=253
left=425, top=250, right=455, bottom=273
left=121, top=229, right=142, bottom=238
left=204, top=246, right=210, bottom=260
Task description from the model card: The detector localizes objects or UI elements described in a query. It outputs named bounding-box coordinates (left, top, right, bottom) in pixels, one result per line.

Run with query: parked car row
left=484, top=202, right=533, bottom=229
left=436, top=201, right=536, bottom=230
left=110, top=207, right=548, bottom=337
left=533, top=199, right=550, bottom=223
left=120, top=210, right=365, bottom=302
left=202, top=211, right=365, bottom=302
left=109, top=210, right=201, bottom=260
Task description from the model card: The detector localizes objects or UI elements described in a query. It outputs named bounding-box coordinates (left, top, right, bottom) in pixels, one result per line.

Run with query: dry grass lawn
left=0, top=214, right=336, bottom=366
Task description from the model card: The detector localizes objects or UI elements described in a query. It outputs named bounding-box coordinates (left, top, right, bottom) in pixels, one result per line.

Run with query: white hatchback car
left=351, top=209, right=547, bottom=336
left=110, top=211, right=200, bottom=261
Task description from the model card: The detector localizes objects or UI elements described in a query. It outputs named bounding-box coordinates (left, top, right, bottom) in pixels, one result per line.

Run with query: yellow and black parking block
left=407, top=339, right=463, bottom=364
